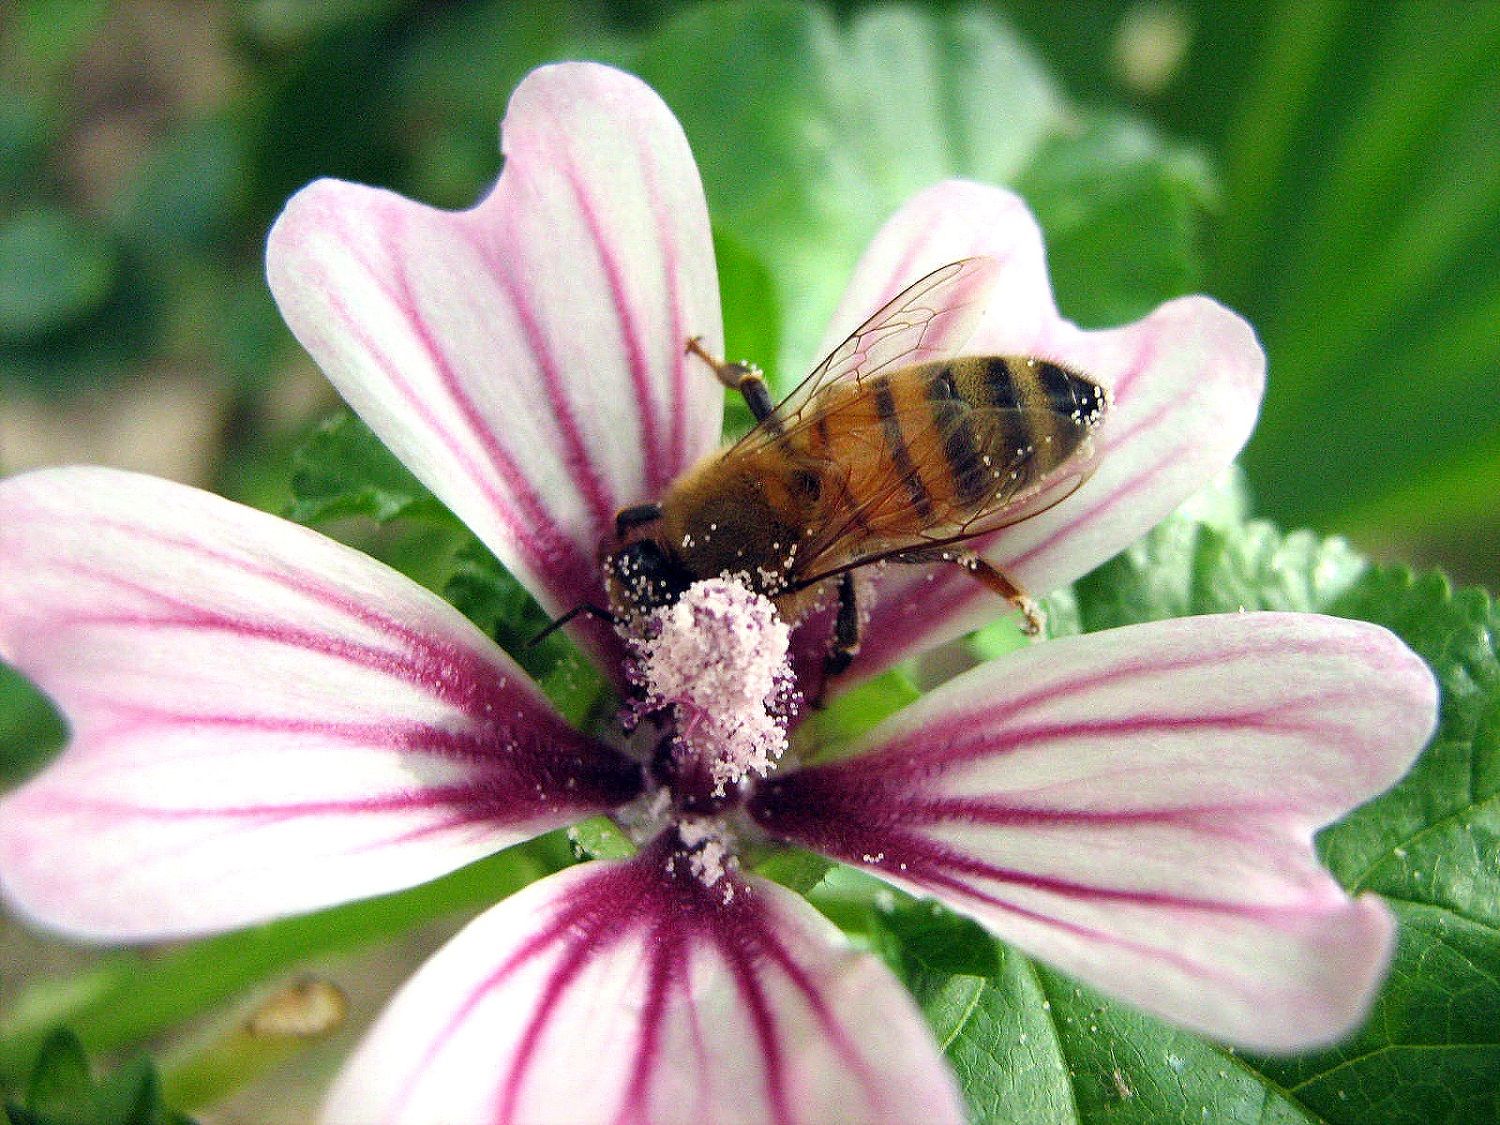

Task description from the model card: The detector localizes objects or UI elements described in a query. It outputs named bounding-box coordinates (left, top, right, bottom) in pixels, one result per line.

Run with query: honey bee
left=595, top=257, right=1108, bottom=678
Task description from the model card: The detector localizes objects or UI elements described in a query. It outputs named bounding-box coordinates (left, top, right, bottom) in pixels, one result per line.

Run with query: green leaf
left=0, top=846, right=549, bottom=1092
left=24, top=1032, right=90, bottom=1110
left=1017, top=116, right=1213, bottom=326
left=1067, top=472, right=1368, bottom=633
left=11, top=0, right=110, bottom=74
left=567, top=816, right=636, bottom=861
left=0, top=660, right=66, bottom=787
left=1235, top=572, right=1500, bottom=1122
left=0, top=208, right=118, bottom=342
left=1317, top=571, right=1498, bottom=915
left=712, top=226, right=781, bottom=394
left=111, top=115, right=249, bottom=254
left=282, top=412, right=605, bottom=718
left=632, top=1, right=1204, bottom=382
left=238, top=0, right=411, bottom=51
left=1192, top=1, right=1500, bottom=554
left=872, top=896, right=1001, bottom=982
left=753, top=847, right=833, bottom=896
left=808, top=667, right=921, bottom=755
left=0, top=84, right=52, bottom=194
left=441, top=540, right=604, bottom=725
left=285, top=411, right=450, bottom=526
left=390, top=0, right=571, bottom=209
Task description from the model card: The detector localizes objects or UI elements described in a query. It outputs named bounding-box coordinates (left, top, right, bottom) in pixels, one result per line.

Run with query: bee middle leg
left=893, top=547, right=1045, bottom=637
left=825, top=571, right=862, bottom=678
left=686, top=336, right=777, bottom=429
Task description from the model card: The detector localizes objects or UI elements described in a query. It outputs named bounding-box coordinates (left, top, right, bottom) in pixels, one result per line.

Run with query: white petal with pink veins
left=324, top=836, right=965, bottom=1125
left=754, top=613, right=1437, bottom=1050
left=807, top=180, right=1265, bottom=679
left=0, top=468, right=641, bottom=940
left=267, top=62, right=723, bottom=664
left=812, top=180, right=1056, bottom=362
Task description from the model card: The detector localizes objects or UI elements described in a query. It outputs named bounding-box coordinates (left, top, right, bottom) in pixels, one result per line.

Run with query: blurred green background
left=3, top=0, right=1496, bottom=577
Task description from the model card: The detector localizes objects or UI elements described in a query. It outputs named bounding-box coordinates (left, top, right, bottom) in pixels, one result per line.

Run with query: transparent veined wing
left=730, top=257, right=1000, bottom=453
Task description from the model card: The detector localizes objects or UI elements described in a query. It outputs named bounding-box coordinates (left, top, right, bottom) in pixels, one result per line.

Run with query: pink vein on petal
left=476, top=232, right=618, bottom=534
left=322, top=267, right=592, bottom=595
left=1103, top=317, right=1162, bottom=404
left=74, top=514, right=527, bottom=693
left=496, top=928, right=609, bottom=1125
left=560, top=157, right=666, bottom=490
left=55, top=563, right=484, bottom=711
left=458, top=859, right=817, bottom=1125
left=383, top=882, right=631, bottom=1122
left=640, top=143, right=692, bottom=479
left=618, top=914, right=688, bottom=1124
left=385, top=240, right=606, bottom=572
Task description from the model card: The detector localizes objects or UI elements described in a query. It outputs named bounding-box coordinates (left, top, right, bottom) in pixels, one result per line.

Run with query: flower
left=0, top=62, right=1437, bottom=1124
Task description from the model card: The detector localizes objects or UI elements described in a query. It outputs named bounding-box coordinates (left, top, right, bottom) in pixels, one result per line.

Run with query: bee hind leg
left=956, top=551, right=1045, bottom=637
left=893, top=546, right=1045, bottom=637
left=685, top=336, right=777, bottom=427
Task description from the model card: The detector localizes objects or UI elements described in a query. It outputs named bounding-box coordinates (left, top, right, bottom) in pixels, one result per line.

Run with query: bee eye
left=612, top=541, right=690, bottom=613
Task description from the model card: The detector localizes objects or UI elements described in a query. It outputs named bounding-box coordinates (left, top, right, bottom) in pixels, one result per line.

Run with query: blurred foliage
left=1, top=0, right=1494, bottom=582
left=3, top=1030, right=192, bottom=1125
left=999, top=0, right=1500, bottom=572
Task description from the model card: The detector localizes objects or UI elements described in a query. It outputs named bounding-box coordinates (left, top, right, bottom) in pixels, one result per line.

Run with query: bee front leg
left=685, top=336, right=777, bottom=429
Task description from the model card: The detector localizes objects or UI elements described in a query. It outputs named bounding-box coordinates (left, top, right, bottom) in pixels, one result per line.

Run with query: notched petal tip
left=818, top=178, right=1052, bottom=364
left=265, top=61, right=722, bottom=669
left=325, top=836, right=963, bottom=1125
left=0, top=466, right=638, bottom=940
left=755, top=612, right=1434, bottom=1052
left=1243, top=891, right=1398, bottom=1054
left=831, top=182, right=1271, bottom=678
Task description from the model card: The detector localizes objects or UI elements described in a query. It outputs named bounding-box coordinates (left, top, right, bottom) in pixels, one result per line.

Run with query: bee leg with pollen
left=685, top=336, right=778, bottom=429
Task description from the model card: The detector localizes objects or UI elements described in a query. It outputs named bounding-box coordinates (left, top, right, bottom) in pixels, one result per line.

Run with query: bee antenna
left=528, top=603, right=619, bottom=647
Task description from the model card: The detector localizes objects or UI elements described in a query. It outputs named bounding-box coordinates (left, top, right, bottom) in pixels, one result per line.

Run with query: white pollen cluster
left=637, top=576, right=795, bottom=795
left=677, top=817, right=735, bottom=893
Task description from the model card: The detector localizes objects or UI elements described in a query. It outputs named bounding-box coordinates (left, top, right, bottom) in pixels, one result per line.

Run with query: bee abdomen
left=875, top=374, right=937, bottom=519
left=925, top=367, right=989, bottom=505
left=936, top=356, right=1105, bottom=501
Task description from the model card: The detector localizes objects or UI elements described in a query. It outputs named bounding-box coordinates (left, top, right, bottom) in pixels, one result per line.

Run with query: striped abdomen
left=796, top=356, right=1107, bottom=540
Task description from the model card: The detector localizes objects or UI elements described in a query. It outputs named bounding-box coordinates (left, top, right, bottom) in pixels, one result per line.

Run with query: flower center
left=629, top=576, right=797, bottom=815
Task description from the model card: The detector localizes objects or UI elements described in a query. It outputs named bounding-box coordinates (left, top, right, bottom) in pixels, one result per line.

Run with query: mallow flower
left=0, top=62, right=1437, bottom=1124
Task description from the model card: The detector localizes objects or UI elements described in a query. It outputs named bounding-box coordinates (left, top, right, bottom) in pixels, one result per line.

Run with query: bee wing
left=731, top=257, right=1000, bottom=453
left=791, top=402, right=1101, bottom=589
